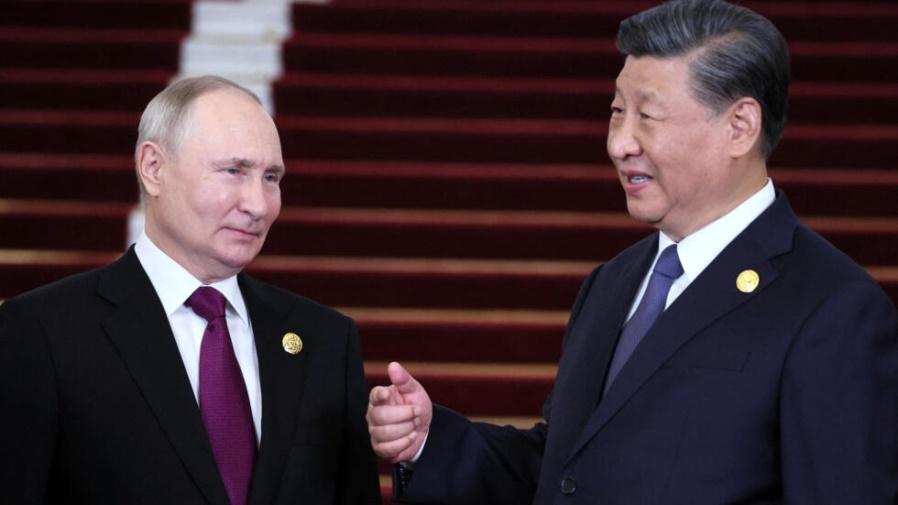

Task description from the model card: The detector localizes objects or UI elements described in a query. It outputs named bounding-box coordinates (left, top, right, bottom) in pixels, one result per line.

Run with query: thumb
left=387, top=361, right=418, bottom=395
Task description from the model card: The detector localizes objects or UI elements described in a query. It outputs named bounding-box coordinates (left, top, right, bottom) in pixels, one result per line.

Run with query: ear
left=727, top=97, right=762, bottom=158
left=136, top=141, right=166, bottom=197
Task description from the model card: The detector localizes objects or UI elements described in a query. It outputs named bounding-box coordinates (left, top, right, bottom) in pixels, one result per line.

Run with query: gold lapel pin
left=282, top=332, right=303, bottom=355
left=736, top=269, right=760, bottom=293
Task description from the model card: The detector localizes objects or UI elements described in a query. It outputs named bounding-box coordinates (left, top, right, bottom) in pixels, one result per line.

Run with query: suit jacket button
left=560, top=476, right=576, bottom=495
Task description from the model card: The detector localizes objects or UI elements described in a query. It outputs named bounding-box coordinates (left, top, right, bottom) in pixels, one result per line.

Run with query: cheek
left=267, top=190, right=282, bottom=220
left=202, top=187, right=237, bottom=215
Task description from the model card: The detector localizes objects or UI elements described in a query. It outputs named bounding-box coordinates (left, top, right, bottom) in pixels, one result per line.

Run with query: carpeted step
left=4, top=200, right=898, bottom=266
left=252, top=258, right=898, bottom=311
left=5, top=111, right=896, bottom=169
left=0, top=69, right=173, bottom=112
left=281, top=34, right=898, bottom=82
left=3, top=0, right=192, bottom=30
left=4, top=154, right=898, bottom=217
left=282, top=34, right=619, bottom=79
left=292, top=2, right=898, bottom=43
left=273, top=74, right=898, bottom=125
left=260, top=208, right=898, bottom=266
left=0, top=249, right=590, bottom=309
left=266, top=162, right=898, bottom=216
left=2, top=249, right=897, bottom=311
left=293, top=2, right=635, bottom=39
left=0, top=249, right=116, bottom=299
left=348, top=307, right=567, bottom=363
left=0, top=200, right=130, bottom=251
left=364, top=361, right=555, bottom=417
left=0, top=28, right=184, bottom=70
left=288, top=119, right=898, bottom=170
left=0, top=154, right=141, bottom=202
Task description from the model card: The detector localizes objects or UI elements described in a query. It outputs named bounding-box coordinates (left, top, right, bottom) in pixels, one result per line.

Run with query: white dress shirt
left=626, top=179, right=776, bottom=319
left=134, top=233, right=263, bottom=442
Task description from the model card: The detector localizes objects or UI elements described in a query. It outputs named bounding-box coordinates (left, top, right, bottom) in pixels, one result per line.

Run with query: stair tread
left=285, top=32, right=898, bottom=55
left=1, top=248, right=895, bottom=275
left=5, top=199, right=898, bottom=234
left=364, top=360, right=557, bottom=378
left=0, top=27, right=186, bottom=43
left=8, top=70, right=889, bottom=97
left=0, top=68, right=175, bottom=84
left=4, top=153, right=898, bottom=184
left=302, top=0, right=898, bottom=17
left=344, top=307, right=569, bottom=325
left=5, top=110, right=898, bottom=139
left=275, top=73, right=898, bottom=97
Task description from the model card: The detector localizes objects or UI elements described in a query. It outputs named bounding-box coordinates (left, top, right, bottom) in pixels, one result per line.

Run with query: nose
left=239, top=176, right=275, bottom=221
left=607, top=116, right=642, bottom=161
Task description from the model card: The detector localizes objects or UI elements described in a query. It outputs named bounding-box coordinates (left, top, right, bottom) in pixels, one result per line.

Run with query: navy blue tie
left=604, top=245, right=683, bottom=393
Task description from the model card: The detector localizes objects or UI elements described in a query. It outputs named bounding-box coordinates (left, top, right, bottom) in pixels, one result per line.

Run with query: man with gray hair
left=366, top=1, right=898, bottom=503
left=0, top=76, right=382, bottom=505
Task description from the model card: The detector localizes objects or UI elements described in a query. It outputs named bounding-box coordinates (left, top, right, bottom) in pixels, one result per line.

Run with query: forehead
left=614, top=54, right=694, bottom=103
left=179, top=89, right=282, bottom=160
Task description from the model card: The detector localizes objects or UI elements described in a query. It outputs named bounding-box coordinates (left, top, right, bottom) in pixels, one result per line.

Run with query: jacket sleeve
left=779, top=277, right=898, bottom=504
left=396, top=266, right=603, bottom=505
left=398, top=405, right=547, bottom=505
left=0, top=298, right=59, bottom=505
left=335, top=320, right=384, bottom=505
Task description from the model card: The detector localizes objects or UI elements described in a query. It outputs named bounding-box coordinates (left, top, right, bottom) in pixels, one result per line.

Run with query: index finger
left=366, top=403, right=418, bottom=426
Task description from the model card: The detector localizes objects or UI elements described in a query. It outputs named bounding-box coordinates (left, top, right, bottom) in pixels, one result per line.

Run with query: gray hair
left=617, top=0, right=789, bottom=158
left=134, top=76, right=262, bottom=194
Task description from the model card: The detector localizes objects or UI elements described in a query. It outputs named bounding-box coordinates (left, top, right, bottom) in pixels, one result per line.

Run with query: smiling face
left=607, top=54, right=761, bottom=241
left=140, top=89, right=284, bottom=283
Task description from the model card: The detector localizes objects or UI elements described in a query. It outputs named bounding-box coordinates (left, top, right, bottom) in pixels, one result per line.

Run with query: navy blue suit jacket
left=400, top=193, right=898, bottom=505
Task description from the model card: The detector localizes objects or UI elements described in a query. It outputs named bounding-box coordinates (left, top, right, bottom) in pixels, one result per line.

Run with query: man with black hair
left=367, top=1, right=898, bottom=503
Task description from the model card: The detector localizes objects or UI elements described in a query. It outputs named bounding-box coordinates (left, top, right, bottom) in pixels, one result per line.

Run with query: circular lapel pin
left=282, top=332, right=303, bottom=355
left=736, top=269, right=760, bottom=293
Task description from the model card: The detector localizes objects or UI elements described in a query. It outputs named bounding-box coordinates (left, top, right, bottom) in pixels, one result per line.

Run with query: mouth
left=621, top=170, right=654, bottom=193
left=224, top=227, right=262, bottom=239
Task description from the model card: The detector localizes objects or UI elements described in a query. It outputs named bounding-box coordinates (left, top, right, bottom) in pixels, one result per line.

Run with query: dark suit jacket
left=399, top=193, right=898, bottom=505
left=0, top=248, right=382, bottom=505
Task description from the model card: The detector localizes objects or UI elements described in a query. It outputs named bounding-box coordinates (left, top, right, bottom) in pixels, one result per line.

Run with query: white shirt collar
left=658, top=179, right=776, bottom=282
left=134, top=232, right=249, bottom=325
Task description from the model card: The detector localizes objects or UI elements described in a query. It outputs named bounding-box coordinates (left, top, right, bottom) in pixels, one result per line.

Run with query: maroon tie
left=186, top=286, right=256, bottom=505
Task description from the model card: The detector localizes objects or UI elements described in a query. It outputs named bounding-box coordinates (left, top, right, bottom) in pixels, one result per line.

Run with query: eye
left=224, top=167, right=241, bottom=175
left=639, top=111, right=652, bottom=120
left=610, top=105, right=624, bottom=115
left=264, top=173, right=281, bottom=183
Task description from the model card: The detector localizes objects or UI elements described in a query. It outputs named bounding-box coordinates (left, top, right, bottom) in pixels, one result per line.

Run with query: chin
left=215, top=248, right=260, bottom=271
left=626, top=202, right=659, bottom=224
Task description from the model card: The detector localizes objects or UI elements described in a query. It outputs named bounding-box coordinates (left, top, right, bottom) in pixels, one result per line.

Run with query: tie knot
left=654, top=245, right=684, bottom=280
left=186, top=286, right=226, bottom=322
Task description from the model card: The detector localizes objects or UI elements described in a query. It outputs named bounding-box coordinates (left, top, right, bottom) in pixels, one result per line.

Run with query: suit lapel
left=567, top=193, right=798, bottom=460
left=542, top=236, right=657, bottom=473
left=99, top=249, right=231, bottom=505
left=240, top=275, right=312, bottom=505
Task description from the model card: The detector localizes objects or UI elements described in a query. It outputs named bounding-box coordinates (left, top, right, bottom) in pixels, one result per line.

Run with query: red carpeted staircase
left=2, top=0, right=898, bottom=500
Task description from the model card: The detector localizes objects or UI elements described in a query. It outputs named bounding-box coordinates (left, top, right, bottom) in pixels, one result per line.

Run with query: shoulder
left=790, top=222, right=887, bottom=297
left=586, top=231, right=656, bottom=284
left=1, top=261, right=111, bottom=318
left=239, top=274, right=354, bottom=329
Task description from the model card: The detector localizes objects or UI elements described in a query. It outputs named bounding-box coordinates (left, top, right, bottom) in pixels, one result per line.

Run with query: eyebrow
left=613, top=85, right=664, bottom=105
left=213, top=157, right=285, bottom=174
